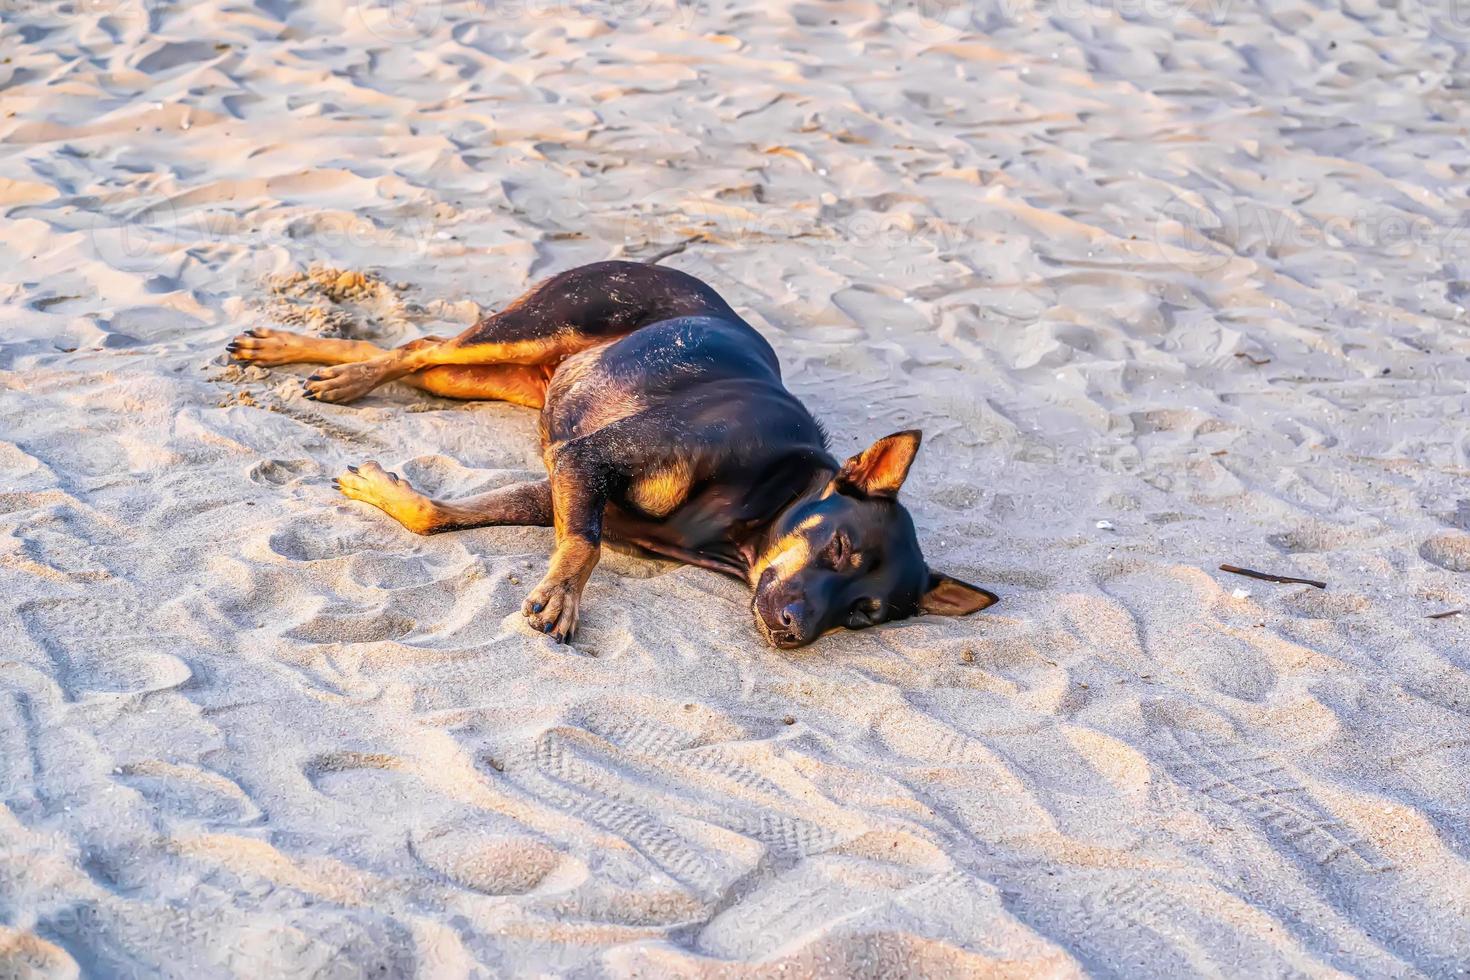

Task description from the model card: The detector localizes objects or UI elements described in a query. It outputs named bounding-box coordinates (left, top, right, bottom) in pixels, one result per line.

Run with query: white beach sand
left=3, top=0, right=1470, bottom=975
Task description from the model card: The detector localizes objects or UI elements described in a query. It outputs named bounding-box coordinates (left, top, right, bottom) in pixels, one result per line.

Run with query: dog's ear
left=919, top=572, right=999, bottom=616
left=836, top=430, right=922, bottom=498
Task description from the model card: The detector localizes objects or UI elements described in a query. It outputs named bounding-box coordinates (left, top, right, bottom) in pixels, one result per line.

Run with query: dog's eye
left=828, top=532, right=851, bottom=567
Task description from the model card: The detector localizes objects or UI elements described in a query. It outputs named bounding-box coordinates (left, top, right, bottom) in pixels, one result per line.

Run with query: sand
left=3, top=0, right=1470, bottom=975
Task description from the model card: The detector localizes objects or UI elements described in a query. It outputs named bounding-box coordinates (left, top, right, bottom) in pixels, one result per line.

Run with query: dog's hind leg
left=228, top=330, right=548, bottom=406
left=228, top=329, right=447, bottom=367
left=400, top=364, right=552, bottom=408
left=334, top=462, right=551, bottom=534
left=301, top=260, right=733, bottom=404
left=226, top=327, right=390, bottom=366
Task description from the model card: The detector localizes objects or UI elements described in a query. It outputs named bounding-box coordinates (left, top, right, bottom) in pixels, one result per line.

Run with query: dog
left=227, top=261, right=998, bottom=647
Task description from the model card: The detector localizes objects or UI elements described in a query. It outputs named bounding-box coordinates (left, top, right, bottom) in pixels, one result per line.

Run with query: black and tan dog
left=228, top=261, right=997, bottom=647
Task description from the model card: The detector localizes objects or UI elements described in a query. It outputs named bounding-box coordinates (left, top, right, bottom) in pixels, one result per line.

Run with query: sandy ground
left=3, top=0, right=1470, bottom=976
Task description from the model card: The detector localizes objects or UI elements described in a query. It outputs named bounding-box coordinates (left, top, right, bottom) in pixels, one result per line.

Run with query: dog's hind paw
left=303, top=361, right=382, bottom=403
left=227, top=327, right=302, bottom=366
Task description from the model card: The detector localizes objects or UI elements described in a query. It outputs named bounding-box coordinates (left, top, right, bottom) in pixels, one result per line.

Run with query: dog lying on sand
left=228, top=261, right=997, bottom=647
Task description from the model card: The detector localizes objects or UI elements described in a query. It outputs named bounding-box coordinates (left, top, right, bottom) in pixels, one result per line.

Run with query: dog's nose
left=779, top=601, right=807, bottom=630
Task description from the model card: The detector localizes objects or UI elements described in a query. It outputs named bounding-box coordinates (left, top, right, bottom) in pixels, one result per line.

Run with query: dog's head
left=750, top=430, right=998, bottom=649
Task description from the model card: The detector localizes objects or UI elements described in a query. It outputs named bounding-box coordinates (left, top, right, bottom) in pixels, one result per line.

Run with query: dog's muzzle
left=754, top=589, right=819, bottom=649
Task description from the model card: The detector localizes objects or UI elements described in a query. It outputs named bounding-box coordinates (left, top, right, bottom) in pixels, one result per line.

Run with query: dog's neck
left=736, top=462, right=837, bottom=583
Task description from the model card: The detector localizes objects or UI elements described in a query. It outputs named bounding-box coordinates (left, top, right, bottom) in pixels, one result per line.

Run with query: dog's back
left=542, top=314, right=787, bottom=445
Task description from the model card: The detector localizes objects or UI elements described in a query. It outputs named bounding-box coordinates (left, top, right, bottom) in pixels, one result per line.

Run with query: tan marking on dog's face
left=629, top=461, right=694, bottom=518
left=747, top=513, right=824, bottom=587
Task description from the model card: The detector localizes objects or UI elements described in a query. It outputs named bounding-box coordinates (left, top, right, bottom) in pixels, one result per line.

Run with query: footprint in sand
left=248, top=458, right=316, bottom=487
left=1160, top=728, right=1393, bottom=873
left=571, top=703, right=707, bottom=755
left=304, top=751, right=434, bottom=818
left=115, top=761, right=262, bottom=824
left=1419, top=531, right=1470, bottom=572
left=18, top=597, right=193, bottom=700
left=284, top=606, right=418, bottom=644
left=266, top=523, right=403, bottom=562
left=412, top=827, right=569, bottom=895
left=1099, top=565, right=1278, bottom=702
left=1266, top=520, right=1360, bottom=554
left=1282, top=589, right=1369, bottom=620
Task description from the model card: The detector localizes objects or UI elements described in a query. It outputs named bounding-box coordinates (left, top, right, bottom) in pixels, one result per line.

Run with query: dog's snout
left=755, top=591, right=818, bottom=647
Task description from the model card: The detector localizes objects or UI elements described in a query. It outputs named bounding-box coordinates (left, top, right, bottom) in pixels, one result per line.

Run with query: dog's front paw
left=303, top=362, right=381, bottom=404
left=523, top=578, right=581, bottom=643
left=334, top=461, right=434, bottom=533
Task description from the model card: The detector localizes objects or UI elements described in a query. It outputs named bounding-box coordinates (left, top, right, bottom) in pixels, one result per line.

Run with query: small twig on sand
left=643, top=235, right=706, bottom=266
left=1219, top=564, right=1327, bottom=590
left=1234, top=352, right=1271, bottom=366
left=1427, top=608, right=1464, bottom=620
